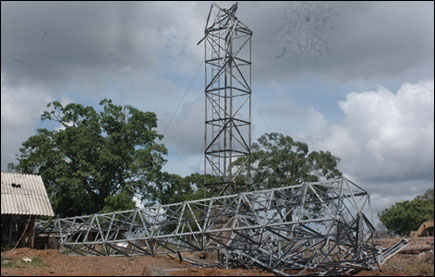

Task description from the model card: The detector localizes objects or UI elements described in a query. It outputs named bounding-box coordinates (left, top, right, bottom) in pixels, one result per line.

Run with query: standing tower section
left=198, top=3, right=252, bottom=195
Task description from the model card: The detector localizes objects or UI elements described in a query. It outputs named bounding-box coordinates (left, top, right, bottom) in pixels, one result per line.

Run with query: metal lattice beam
left=36, top=177, right=408, bottom=276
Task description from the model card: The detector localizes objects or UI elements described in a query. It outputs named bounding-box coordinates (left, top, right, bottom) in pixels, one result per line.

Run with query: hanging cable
left=162, top=61, right=203, bottom=136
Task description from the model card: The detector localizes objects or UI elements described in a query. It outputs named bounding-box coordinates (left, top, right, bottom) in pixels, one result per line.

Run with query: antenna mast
left=198, top=2, right=252, bottom=195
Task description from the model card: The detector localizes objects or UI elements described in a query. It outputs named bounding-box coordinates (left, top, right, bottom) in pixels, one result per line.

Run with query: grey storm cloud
left=1, top=2, right=206, bottom=88
left=238, top=1, right=434, bottom=83
left=2, top=1, right=433, bottom=88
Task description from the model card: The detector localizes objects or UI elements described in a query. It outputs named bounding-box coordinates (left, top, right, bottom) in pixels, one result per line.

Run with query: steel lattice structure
left=198, top=3, right=252, bottom=195
left=36, top=177, right=408, bottom=276
left=35, top=3, right=409, bottom=276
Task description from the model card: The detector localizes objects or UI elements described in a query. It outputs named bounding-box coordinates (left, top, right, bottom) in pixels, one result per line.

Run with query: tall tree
left=10, top=99, right=167, bottom=217
left=233, top=132, right=343, bottom=222
left=247, top=132, right=342, bottom=190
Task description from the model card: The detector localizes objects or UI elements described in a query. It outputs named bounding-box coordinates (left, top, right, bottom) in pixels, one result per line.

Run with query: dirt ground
left=356, top=237, right=434, bottom=276
left=1, top=237, right=433, bottom=276
left=0, top=248, right=271, bottom=276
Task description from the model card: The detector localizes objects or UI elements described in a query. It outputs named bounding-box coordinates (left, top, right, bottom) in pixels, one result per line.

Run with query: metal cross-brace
left=36, top=177, right=408, bottom=276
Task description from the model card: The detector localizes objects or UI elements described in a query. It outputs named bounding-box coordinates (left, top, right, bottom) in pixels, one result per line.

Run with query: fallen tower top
left=37, top=177, right=408, bottom=276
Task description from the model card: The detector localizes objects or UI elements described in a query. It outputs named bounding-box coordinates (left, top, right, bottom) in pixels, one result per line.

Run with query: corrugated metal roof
left=1, top=172, right=54, bottom=216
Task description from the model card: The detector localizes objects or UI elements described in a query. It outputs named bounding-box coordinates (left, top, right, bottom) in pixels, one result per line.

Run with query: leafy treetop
left=248, top=132, right=342, bottom=190
left=379, top=188, right=434, bottom=236
left=10, top=99, right=167, bottom=217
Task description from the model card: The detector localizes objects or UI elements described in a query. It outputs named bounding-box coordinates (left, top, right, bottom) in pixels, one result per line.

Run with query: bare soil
left=356, top=237, right=434, bottom=276
left=1, top=247, right=186, bottom=276
left=1, top=237, right=433, bottom=276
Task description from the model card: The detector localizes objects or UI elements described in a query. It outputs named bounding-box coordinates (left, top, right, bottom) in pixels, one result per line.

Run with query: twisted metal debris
left=37, top=177, right=408, bottom=275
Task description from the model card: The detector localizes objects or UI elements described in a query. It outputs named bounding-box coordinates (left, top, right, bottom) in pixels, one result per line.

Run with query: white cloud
left=300, top=80, right=434, bottom=214
left=306, top=107, right=328, bottom=136
left=1, top=74, right=52, bottom=169
left=320, top=81, right=434, bottom=182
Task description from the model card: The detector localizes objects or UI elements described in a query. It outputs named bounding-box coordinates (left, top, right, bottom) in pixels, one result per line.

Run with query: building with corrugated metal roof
left=1, top=172, right=54, bottom=248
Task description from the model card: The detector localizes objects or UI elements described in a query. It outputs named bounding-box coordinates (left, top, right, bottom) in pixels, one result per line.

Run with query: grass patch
left=1, top=256, right=49, bottom=269
left=1, top=256, right=15, bottom=268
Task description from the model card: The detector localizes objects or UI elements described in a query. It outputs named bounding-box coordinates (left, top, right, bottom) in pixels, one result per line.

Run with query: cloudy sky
left=1, top=1, right=434, bottom=218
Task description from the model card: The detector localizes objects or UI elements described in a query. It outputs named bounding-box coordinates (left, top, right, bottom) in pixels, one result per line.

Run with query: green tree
left=379, top=188, right=434, bottom=236
left=416, top=188, right=434, bottom=203
left=143, top=172, right=186, bottom=205
left=142, top=172, right=218, bottom=206
left=99, top=191, right=137, bottom=213
left=10, top=99, right=167, bottom=217
left=248, top=132, right=342, bottom=190
left=183, top=173, right=217, bottom=200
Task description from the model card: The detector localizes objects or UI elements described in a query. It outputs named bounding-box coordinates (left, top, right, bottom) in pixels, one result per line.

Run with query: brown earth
left=1, top=247, right=188, bottom=276
left=356, top=237, right=434, bottom=276
left=170, top=268, right=274, bottom=276
left=0, top=248, right=271, bottom=276
left=1, top=237, right=433, bottom=276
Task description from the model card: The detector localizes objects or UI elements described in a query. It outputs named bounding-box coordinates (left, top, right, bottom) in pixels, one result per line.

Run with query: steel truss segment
left=201, top=2, right=252, bottom=195
left=36, top=177, right=407, bottom=275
